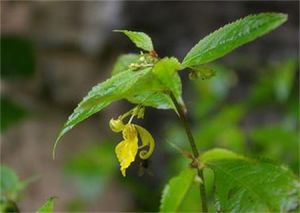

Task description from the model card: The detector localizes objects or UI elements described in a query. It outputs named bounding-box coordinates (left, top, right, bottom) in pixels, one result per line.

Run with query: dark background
left=1, top=1, right=299, bottom=212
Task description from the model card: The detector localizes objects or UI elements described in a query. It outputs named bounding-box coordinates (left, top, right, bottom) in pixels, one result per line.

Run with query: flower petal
left=115, top=124, right=138, bottom=176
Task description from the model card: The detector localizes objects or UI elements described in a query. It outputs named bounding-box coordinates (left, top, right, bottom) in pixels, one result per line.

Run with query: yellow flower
left=110, top=118, right=155, bottom=177
left=109, top=118, right=125, bottom=132
left=115, top=124, right=138, bottom=176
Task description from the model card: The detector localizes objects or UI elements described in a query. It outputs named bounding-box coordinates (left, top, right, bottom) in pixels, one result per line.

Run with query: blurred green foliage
left=0, top=166, right=27, bottom=212
left=0, top=96, right=28, bottom=132
left=1, top=34, right=35, bottom=132
left=1, top=35, right=35, bottom=79
left=63, top=142, right=118, bottom=201
left=166, top=58, right=299, bottom=173
left=0, top=165, right=55, bottom=213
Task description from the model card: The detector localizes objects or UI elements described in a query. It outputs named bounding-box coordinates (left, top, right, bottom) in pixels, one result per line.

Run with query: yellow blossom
left=109, top=116, right=155, bottom=177
left=109, top=118, right=125, bottom=132
left=115, top=124, right=138, bottom=176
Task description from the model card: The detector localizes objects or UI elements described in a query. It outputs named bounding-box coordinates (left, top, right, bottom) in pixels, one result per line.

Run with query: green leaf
left=110, top=54, right=174, bottom=109
left=188, top=65, right=216, bottom=80
left=111, top=54, right=140, bottom=75
left=152, top=57, right=183, bottom=103
left=55, top=58, right=183, bottom=157
left=160, top=169, right=196, bottom=212
left=127, top=92, right=174, bottom=109
left=183, top=13, right=287, bottom=67
left=36, top=197, right=55, bottom=213
left=128, top=57, right=183, bottom=109
left=54, top=67, right=159, bottom=157
left=126, top=57, right=182, bottom=109
left=54, top=64, right=180, bottom=156
left=201, top=148, right=300, bottom=212
left=114, top=30, right=154, bottom=51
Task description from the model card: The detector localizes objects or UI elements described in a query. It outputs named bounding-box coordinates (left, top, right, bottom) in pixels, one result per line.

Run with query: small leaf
left=114, top=30, right=154, bottom=51
left=160, top=169, right=196, bottom=212
left=189, top=66, right=216, bottom=80
left=36, top=197, right=55, bottom=213
left=111, top=54, right=140, bottom=75
left=201, top=148, right=300, bottom=212
left=183, top=13, right=287, bottom=67
left=152, top=57, right=183, bottom=103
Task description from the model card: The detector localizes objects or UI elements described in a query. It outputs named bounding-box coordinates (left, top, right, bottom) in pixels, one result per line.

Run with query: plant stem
left=170, top=93, right=208, bottom=212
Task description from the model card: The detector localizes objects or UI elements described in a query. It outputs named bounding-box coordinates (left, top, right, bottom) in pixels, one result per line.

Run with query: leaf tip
left=278, top=12, right=288, bottom=20
left=52, top=136, right=61, bottom=160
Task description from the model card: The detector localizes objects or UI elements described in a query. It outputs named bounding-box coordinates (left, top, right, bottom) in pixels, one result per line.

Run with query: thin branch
left=170, top=93, right=208, bottom=213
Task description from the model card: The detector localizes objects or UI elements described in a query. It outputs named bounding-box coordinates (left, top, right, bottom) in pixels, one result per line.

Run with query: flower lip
left=123, top=124, right=137, bottom=140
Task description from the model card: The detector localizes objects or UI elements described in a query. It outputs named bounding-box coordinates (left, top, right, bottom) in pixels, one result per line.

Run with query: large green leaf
left=114, top=30, right=154, bottom=51
left=36, top=197, right=55, bottom=213
left=183, top=13, right=287, bottom=67
left=201, top=148, right=300, bottom=212
left=54, top=61, right=181, bottom=156
left=160, top=169, right=197, bottom=212
left=54, top=67, right=161, bottom=157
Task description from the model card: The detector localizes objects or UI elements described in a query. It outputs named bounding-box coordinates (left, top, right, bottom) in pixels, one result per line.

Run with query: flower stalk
left=170, top=93, right=208, bottom=212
